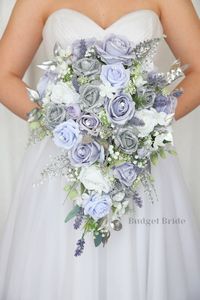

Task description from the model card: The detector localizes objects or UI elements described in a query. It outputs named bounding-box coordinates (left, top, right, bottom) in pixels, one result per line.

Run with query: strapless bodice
left=42, top=9, right=163, bottom=55
left=42, top=8, right=177, bottom=80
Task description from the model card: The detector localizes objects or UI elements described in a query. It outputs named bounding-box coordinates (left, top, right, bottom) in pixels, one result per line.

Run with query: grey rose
left=137, top=86, right=156, bottom=109
left=95, top=33, right=135, bottom=66
left=106, top=93, right=135, bottom=125
left=69, top=141, right=104, bottom=166
left=115, top=126, right=139, bottom=154
left=79, top=83, right=103, bottom=110
left=112, top=163, right=138, bottom=187
left=72, top=58, right=101, bottom=77
left=44, top=103, right=67, bottom=130
left=78, top=114, right=100, bottom=136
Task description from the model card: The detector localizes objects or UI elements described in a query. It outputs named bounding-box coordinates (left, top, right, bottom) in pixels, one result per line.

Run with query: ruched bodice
left=42, top=8, right=176, bottom=76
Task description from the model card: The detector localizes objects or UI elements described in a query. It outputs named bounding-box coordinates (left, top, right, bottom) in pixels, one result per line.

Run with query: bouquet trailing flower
left=27, top=33, right=185, bottom=256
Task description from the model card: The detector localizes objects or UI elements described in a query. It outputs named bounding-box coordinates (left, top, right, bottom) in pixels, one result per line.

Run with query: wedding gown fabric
left=0, top=9, right=200, bottom=300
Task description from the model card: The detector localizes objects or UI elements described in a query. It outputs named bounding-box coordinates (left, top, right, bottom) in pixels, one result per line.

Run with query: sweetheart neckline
left=42, top=8, right=162, bottom=35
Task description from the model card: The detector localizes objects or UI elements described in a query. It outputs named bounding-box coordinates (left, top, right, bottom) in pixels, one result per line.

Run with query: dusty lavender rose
left=66, top=103, right=81, bottom=119
left=95, top=33, right=135, bottom=65
left=78, top=114, right=100, bottom=136
left=153, top=94, right=177, bottom=114
left=69, top=141, right=104, bottom=166
left=106, top=93, right=135, bottom=125
left=112, top=163, right=138, bottom=187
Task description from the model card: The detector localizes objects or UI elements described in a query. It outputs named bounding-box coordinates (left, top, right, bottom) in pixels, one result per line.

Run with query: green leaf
left=159, top=148, right=167, bottom=159
left=94, top=232, right=103, bottom=247
left=29, top=121, right=41, bottom=130
left=150, top=152, right=159, bottom=165
left=64, top=205, right=81, bottom=223
left=168, top=149, right=177, bottom=156
left=64, top=183, right=80, bottom=200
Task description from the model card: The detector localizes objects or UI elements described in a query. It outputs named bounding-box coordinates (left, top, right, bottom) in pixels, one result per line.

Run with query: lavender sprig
left=74, top=236, right=85, bottom=257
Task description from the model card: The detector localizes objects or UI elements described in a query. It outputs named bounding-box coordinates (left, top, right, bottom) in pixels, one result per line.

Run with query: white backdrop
left=0, top=0, right=200, bottom=233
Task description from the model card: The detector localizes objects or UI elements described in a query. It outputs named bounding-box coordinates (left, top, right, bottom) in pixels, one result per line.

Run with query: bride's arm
left=0, top=0, right=48, bottom=120
left=158, top=0, right=200, bottom=120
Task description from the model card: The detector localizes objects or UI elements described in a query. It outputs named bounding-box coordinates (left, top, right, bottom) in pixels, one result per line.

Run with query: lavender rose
left=82, top=192, right=112, bottom=221
left=53, top=119, right=80, bottom=149
left=106, top=93, right=135, bottom=125
left=115, top=126, right=139, bottom=154
left=153, top=94, right=177, bottom=114
left=100, top=62, right=130, bottom=90
left=72, top=58, right=101, bottom=77
left=69, top=141, right=104, bottom=166
left=78, top=114, right=100, bottom=136
left=112, top=163, right=138, bottom=187
left=66, top=103, right=81, bottom=119
left=45, top=103, right=67, bottom=130
left=79, top=83, right=103, bottom=109
left=95, top=33, right=135, bottom=66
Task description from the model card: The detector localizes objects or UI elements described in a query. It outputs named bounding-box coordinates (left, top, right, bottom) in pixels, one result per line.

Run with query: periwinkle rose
left=82, top=192, right=112, bottom=221
left=153, top=94, right=177, bottom=114
left=72, top=58, right=101, bottom=76
left=113, top=163, right=138, bottom=187
left=66, top=103, right=81, bottom=119
left=137, top=86, right=156, bottom=109
left=53, top=119, right=80, bottom=149
left=69, top=141, right=104, bottom=166
left=79, top=83, right=103, bottom=109
left=106, top=93, right=135, bottom=125
left=95, top=33, right=135, bottom=66
left=115, top=126, right=139, bottom=154
left=78, top=114, right=100, bottom=136
left=100, top=63, right=130, bottom=90
left=45, top=103, right=67, bottom=130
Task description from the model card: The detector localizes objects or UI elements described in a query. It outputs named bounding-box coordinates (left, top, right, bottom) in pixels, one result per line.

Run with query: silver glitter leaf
left=53, top=42, right=63, bottom=56
left=26, top=87, right=40, bottom=102
left=165, top=59, right=185, bottom=84
left=37, top=60, right=56, bottom=71
left=134, top=37, right=162, bottom=61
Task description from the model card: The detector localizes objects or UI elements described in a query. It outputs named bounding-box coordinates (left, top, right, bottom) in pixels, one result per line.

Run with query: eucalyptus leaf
left=94, top=232, right=103, bottom=247
left=159, top=148, right=167, bottom=159
left=64, top=205, right=81, bottom=223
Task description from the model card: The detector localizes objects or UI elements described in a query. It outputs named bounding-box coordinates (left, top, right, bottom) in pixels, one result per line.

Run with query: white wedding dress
left=0, top=9, right=200, bottom=300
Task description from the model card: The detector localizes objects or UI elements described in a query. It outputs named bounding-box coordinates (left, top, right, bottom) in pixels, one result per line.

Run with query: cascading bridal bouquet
left=27, top=33, right=185, bottom=256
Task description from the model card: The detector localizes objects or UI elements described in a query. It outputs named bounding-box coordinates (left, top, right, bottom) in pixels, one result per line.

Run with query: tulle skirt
left=0, top=137, right=200, bottom=300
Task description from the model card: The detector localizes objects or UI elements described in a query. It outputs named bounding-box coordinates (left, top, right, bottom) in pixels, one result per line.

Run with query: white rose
left=50, top=82, right=79, bottom=105
left=79, top=165, right=111, bottom=194
left=135, top=109, right=158, bottom=137
left=153, top=131, right=173, bottom=150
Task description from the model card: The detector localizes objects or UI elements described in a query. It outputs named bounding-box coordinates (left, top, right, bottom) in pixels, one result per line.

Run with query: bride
left=0, top=0, right=200, bottom=299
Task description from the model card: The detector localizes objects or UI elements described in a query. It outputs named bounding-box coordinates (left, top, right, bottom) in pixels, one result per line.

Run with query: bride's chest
left=42, top=8, right=163, bottom=57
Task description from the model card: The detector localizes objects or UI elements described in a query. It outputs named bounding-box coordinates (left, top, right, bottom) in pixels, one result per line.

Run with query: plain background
left=0, top=0, right=200, bottom=234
